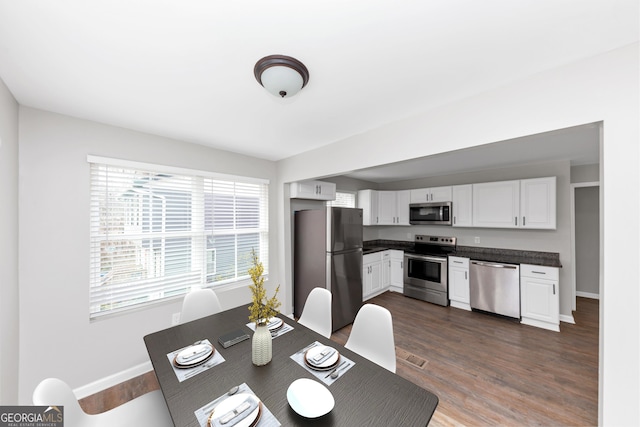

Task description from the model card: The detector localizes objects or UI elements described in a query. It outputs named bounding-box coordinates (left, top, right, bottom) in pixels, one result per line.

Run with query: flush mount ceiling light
left=254, top=55, right=309, bottom=98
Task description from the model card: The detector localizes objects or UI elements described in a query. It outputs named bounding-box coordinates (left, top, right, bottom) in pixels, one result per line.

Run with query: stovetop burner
left=414, top=235, right=457, bottom=256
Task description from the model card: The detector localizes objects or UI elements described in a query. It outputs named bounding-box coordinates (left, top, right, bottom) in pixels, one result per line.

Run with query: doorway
left=570, top=182, right=600, bottom=310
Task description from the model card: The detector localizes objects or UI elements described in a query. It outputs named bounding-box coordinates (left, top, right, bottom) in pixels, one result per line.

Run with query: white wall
left=0, top=77, right=19, bottom=404
left=277, top=44, right=639, bottom=426
left=17, top=108, right=279, bottom=403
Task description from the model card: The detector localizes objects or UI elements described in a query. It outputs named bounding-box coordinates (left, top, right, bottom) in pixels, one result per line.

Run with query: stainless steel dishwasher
left=470, top=260, right=520, bottom=318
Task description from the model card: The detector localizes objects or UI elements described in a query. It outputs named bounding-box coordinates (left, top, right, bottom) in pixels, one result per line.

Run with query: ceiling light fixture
left=254, top=55, right=309, bottom=98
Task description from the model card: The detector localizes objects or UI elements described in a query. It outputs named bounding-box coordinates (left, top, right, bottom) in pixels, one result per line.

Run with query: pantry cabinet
left=448, top=256, right=471, bottom=310
left=520, top=264, right=560, bottom=332
left=410, top=186, right=452, bottom=203
left=290, top=180, right=336, bottom=201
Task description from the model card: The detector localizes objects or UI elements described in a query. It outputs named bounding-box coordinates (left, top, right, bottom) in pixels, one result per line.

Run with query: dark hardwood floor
left=81, top=293, right=599, bottom=426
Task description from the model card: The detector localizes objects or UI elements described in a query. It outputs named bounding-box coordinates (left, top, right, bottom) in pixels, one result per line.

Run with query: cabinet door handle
left=465, top=271, right=467, bottom=280
left=453, top=260, right=463, bottom=264
left=523, top=216, right=526, bottom=226
left=453, top=216, right=456, bottom=225
left=553, top=284, right=556, bottom=295
left=515, top=216, right=518, bottom=226
left=531, top=271, right=547, bottom=275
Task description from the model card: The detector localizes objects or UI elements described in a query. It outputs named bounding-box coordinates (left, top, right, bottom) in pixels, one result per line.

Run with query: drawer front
left=448, top=256, right=469, bottom=268
left=520, top=264, right=559, bottom=280
left=364, top=252, right=383, bottom=264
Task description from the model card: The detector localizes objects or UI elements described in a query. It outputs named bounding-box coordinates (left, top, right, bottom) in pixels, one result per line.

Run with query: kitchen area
left=287, top=154, right=591, bottom=334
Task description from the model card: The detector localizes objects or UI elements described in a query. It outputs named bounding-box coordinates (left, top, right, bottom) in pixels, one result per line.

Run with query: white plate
left=208, top=393, right=261, bottom=427
left=175, top=343, right=214, bottom=367
left=287, top=378, right=335, bottom=418
left=266, top=317, right=283, bottom=331
left=304, top=345, right=339, bottom=370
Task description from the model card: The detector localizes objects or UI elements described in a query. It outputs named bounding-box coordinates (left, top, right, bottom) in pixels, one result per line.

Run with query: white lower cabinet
left=363, top=252, right=383, bottom=300
left=389, top=250, right=404, bottom=293
left=520, top=264, right=560, bottom=332
left=448, top=256, right=470, bottom=310
left=363, top=250, right=402, bottom=300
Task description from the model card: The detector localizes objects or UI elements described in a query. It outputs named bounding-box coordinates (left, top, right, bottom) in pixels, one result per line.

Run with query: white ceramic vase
left=252, top=324, right=272, bottom=366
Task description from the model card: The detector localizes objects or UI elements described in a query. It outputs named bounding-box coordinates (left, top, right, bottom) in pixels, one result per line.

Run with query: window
left=327, top=191, right=356, bottom=208
left=88, top=156, right=269, bottom=318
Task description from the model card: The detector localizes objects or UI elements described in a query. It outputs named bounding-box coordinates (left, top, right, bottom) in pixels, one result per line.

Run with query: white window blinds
left=88, top=157, right=269, bottom=318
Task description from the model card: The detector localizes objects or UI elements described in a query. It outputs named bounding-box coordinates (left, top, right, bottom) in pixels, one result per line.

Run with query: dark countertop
left=364, top=240, right=562, bottom=268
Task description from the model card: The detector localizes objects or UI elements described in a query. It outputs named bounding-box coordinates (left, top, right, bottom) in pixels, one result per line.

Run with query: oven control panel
left=415, top=235, right=457, bottom=246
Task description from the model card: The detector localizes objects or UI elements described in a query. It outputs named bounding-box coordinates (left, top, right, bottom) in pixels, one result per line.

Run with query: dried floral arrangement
left=248, top=249, right=281, bottom=326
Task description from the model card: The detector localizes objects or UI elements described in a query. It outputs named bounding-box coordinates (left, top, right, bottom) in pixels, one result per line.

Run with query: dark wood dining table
left=144, top=305, right=438, bottom=426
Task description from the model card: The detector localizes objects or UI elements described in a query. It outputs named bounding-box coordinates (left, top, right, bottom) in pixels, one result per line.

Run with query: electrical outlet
left=171, top=312, right=181, bottom=325
left=474, top=236, right=480, bottom=244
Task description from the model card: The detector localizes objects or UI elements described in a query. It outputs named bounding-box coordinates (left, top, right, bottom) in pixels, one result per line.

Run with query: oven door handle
left=407, top=255, right=447, bottom=264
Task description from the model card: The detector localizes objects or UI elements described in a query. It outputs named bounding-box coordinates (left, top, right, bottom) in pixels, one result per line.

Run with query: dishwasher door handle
left=471, top=260, right=518, bottom=269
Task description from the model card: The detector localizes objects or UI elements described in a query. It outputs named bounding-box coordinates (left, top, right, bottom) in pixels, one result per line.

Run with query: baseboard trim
left=576, top=291, right=600, bottom=300
left=560, top=314, right=576, bottom=324
left=74, top=361, right=153, bottom=399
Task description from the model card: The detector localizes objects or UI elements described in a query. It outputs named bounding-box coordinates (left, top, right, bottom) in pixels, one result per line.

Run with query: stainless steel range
left=403, top=235, right=457, bottom=306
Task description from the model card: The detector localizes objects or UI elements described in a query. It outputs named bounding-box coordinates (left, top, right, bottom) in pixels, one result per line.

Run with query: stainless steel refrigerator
left=294, top=207, right=363, bottom=332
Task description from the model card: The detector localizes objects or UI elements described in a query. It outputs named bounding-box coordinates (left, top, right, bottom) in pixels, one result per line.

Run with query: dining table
left=144, top=305, right=439, bottom=427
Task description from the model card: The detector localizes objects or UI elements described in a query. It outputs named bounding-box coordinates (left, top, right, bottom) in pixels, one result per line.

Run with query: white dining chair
left=345, top=303, right=397, bottom=372
left=297, top=287, right=332, bottom=338
left=180, top=288, right=222, bottom=324
left=32, top=377, right=173, bottom=427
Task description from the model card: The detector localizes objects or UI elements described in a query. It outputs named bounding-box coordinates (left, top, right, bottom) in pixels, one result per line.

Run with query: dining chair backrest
left=345, top=303, right=397, bottom=372
left=180, top=288, right=222, bottom=324
left=32, top=377, right=173, bottom=427
left=297, top=287, right=332, bottom=338
left=33, top=377, right=89, bottom=425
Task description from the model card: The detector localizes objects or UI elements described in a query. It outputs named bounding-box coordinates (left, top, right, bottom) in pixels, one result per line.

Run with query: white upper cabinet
left=472, top=180, right=521, bottom=228
left=358, top=189, right=409, bottom=226
left=377, top=191, right=397, bottom=225
left=472, top=177, right=556, bottom=229
left=409, top=186, right=452, bottom=203
left=395, top=190, right=410, bottom=225
left=290, top=180, right=336, bottom=201
left=452, top=184, right=473, bottom=227
left=520, top=177, right=556, bottom=229
left=358, top=189, right=379, bottom=225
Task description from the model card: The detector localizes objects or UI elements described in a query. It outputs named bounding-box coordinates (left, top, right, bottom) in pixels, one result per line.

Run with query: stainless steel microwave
left=409, top=202, right=452, bottom=225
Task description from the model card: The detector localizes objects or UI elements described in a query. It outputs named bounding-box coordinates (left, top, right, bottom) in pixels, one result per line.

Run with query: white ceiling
left=0, top=1, right=637, bottom=167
